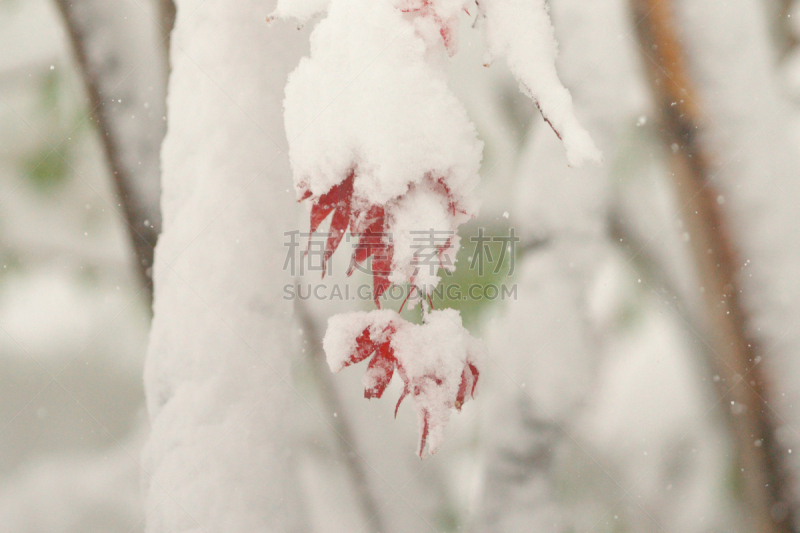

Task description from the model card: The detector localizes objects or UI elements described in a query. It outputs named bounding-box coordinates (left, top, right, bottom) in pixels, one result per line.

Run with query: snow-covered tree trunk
left=141, top=2, right=308, bottom=531
left=477, top=0, right=644, bottom=529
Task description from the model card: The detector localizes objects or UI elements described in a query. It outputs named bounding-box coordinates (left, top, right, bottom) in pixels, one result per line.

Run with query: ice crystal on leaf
left=271, top=0, right=599, bottom=455
left=324, top=309, right=481, bottom=457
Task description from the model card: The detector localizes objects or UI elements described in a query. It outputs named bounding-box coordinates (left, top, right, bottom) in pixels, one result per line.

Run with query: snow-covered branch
left=477, top=0, right=643, bottom=527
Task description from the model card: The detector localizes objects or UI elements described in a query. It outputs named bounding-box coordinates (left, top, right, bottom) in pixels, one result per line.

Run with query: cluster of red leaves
left=301, top=171, right=392, bottom=306
left=300, top=172, right=466, bottom=307
left=303, top=169, right=478, bottom=455
left=338, top=320, right=479, bottom=456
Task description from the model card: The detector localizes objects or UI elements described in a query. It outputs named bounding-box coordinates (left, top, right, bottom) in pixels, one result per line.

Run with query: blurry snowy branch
left=631, top=0, right=795, bottom=530
left=141, top=2, right=313, bottom=530
left=53, top=0, right=168, bottom=304
left=478, top=0, right=640, bottom=528
left=608, top=209, right=701, bottom=332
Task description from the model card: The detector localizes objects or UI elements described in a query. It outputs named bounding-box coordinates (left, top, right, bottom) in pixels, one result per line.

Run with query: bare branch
left=294, top=300, right=386, bottom=533
left=159, top=0, right=176, bottom=71
left=53, top=0, right=167, bottom=306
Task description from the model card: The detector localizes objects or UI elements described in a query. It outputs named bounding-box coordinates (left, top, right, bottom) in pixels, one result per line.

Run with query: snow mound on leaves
left=281, top=0, right=483, bottom=206
left=324, top=309, right=397, bottom=373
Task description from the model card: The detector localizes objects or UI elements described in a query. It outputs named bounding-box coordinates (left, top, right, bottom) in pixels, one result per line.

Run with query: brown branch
left=54, top=0, right=162, bottom=306
left=160, top=0, right=177, bottom=71
left=294, top=300, right=386, bottom=533
left=630, top=1, right=795, bottom=530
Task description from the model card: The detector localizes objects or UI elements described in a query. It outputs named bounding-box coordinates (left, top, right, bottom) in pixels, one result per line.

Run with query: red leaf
left=440, top=25, right=455, bottom=56
left=430, top=176, right=463, bottom=217
left=324, top=196, right=351, bottom=271
left=350, top=231, right=386, bottom=273
left=395, top=384, right=409, bottom=418
left=352, top=205, right=384, bottom=235
left=468, top=362, right=479, bottom=398
left=309, top=201, right=336, bottom=234
left=418, top=408, right=430, bottom=458
left=302, top=174, right=396, bottom=302
left=341, top=327, right=376, bottom=368
left=348, top=206, right=387, bottom=275
left=308, top=171, right=354, bottom=234
left=455, top=362, right=479, bottom=410
left=363, top=342, right=395, bottom=399
left=455, top=368, right=469, bottom=410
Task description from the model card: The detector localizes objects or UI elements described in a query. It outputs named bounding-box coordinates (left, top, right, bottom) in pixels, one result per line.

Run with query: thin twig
left=160, top=0, right=177, bottom=71
left=54, top=0, right=161, bottom=305
left=295, top=300, right=386, bottom=533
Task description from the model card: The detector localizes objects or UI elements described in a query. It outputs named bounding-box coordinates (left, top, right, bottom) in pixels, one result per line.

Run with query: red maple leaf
left=301, top=172, right=464, bottom=307
left=301, top=172, right=393, bottom=306
left=336, top=318, right=480, bottom=457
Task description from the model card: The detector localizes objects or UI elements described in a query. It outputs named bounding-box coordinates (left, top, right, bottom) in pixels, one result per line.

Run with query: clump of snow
left=269, top=0, right=330, bottom=23
left=273, top=0, right=601, bottom=459
left=323, top=308, right=481, bottom=456
left=273, top=0, right=482, bottom=296
left=279, top=0, right=482, bottom=206
left=391, top=308, right=481, bottom=454
left=478, top=0, right=602, bottom=166
left=389, top=184, right=471, bottom=290
left=274, top=0, right=600, bottom=298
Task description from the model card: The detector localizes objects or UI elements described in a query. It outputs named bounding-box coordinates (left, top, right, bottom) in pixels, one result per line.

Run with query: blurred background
left=3, top=0, right=800, bottom=531
left=0, top=0, right=164, bottom=530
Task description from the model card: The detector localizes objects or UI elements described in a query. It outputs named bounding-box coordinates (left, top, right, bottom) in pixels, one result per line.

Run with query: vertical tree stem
left=631, top=1, right=794, bottom=530
left=54, top=0, right=160, bottom=305
left=160, top=0, right=177, bottom=70
left=767, top=0, right=798, bottom=60
left=295, top=301, right=386, bottom=533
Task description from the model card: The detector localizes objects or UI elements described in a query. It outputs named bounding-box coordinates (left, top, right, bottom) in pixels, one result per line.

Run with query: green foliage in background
left=432, top=218, right=517, bottom=331
left=382, top=218, right=519, bottom=330
left=18, top=70, right=87, bottom=191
